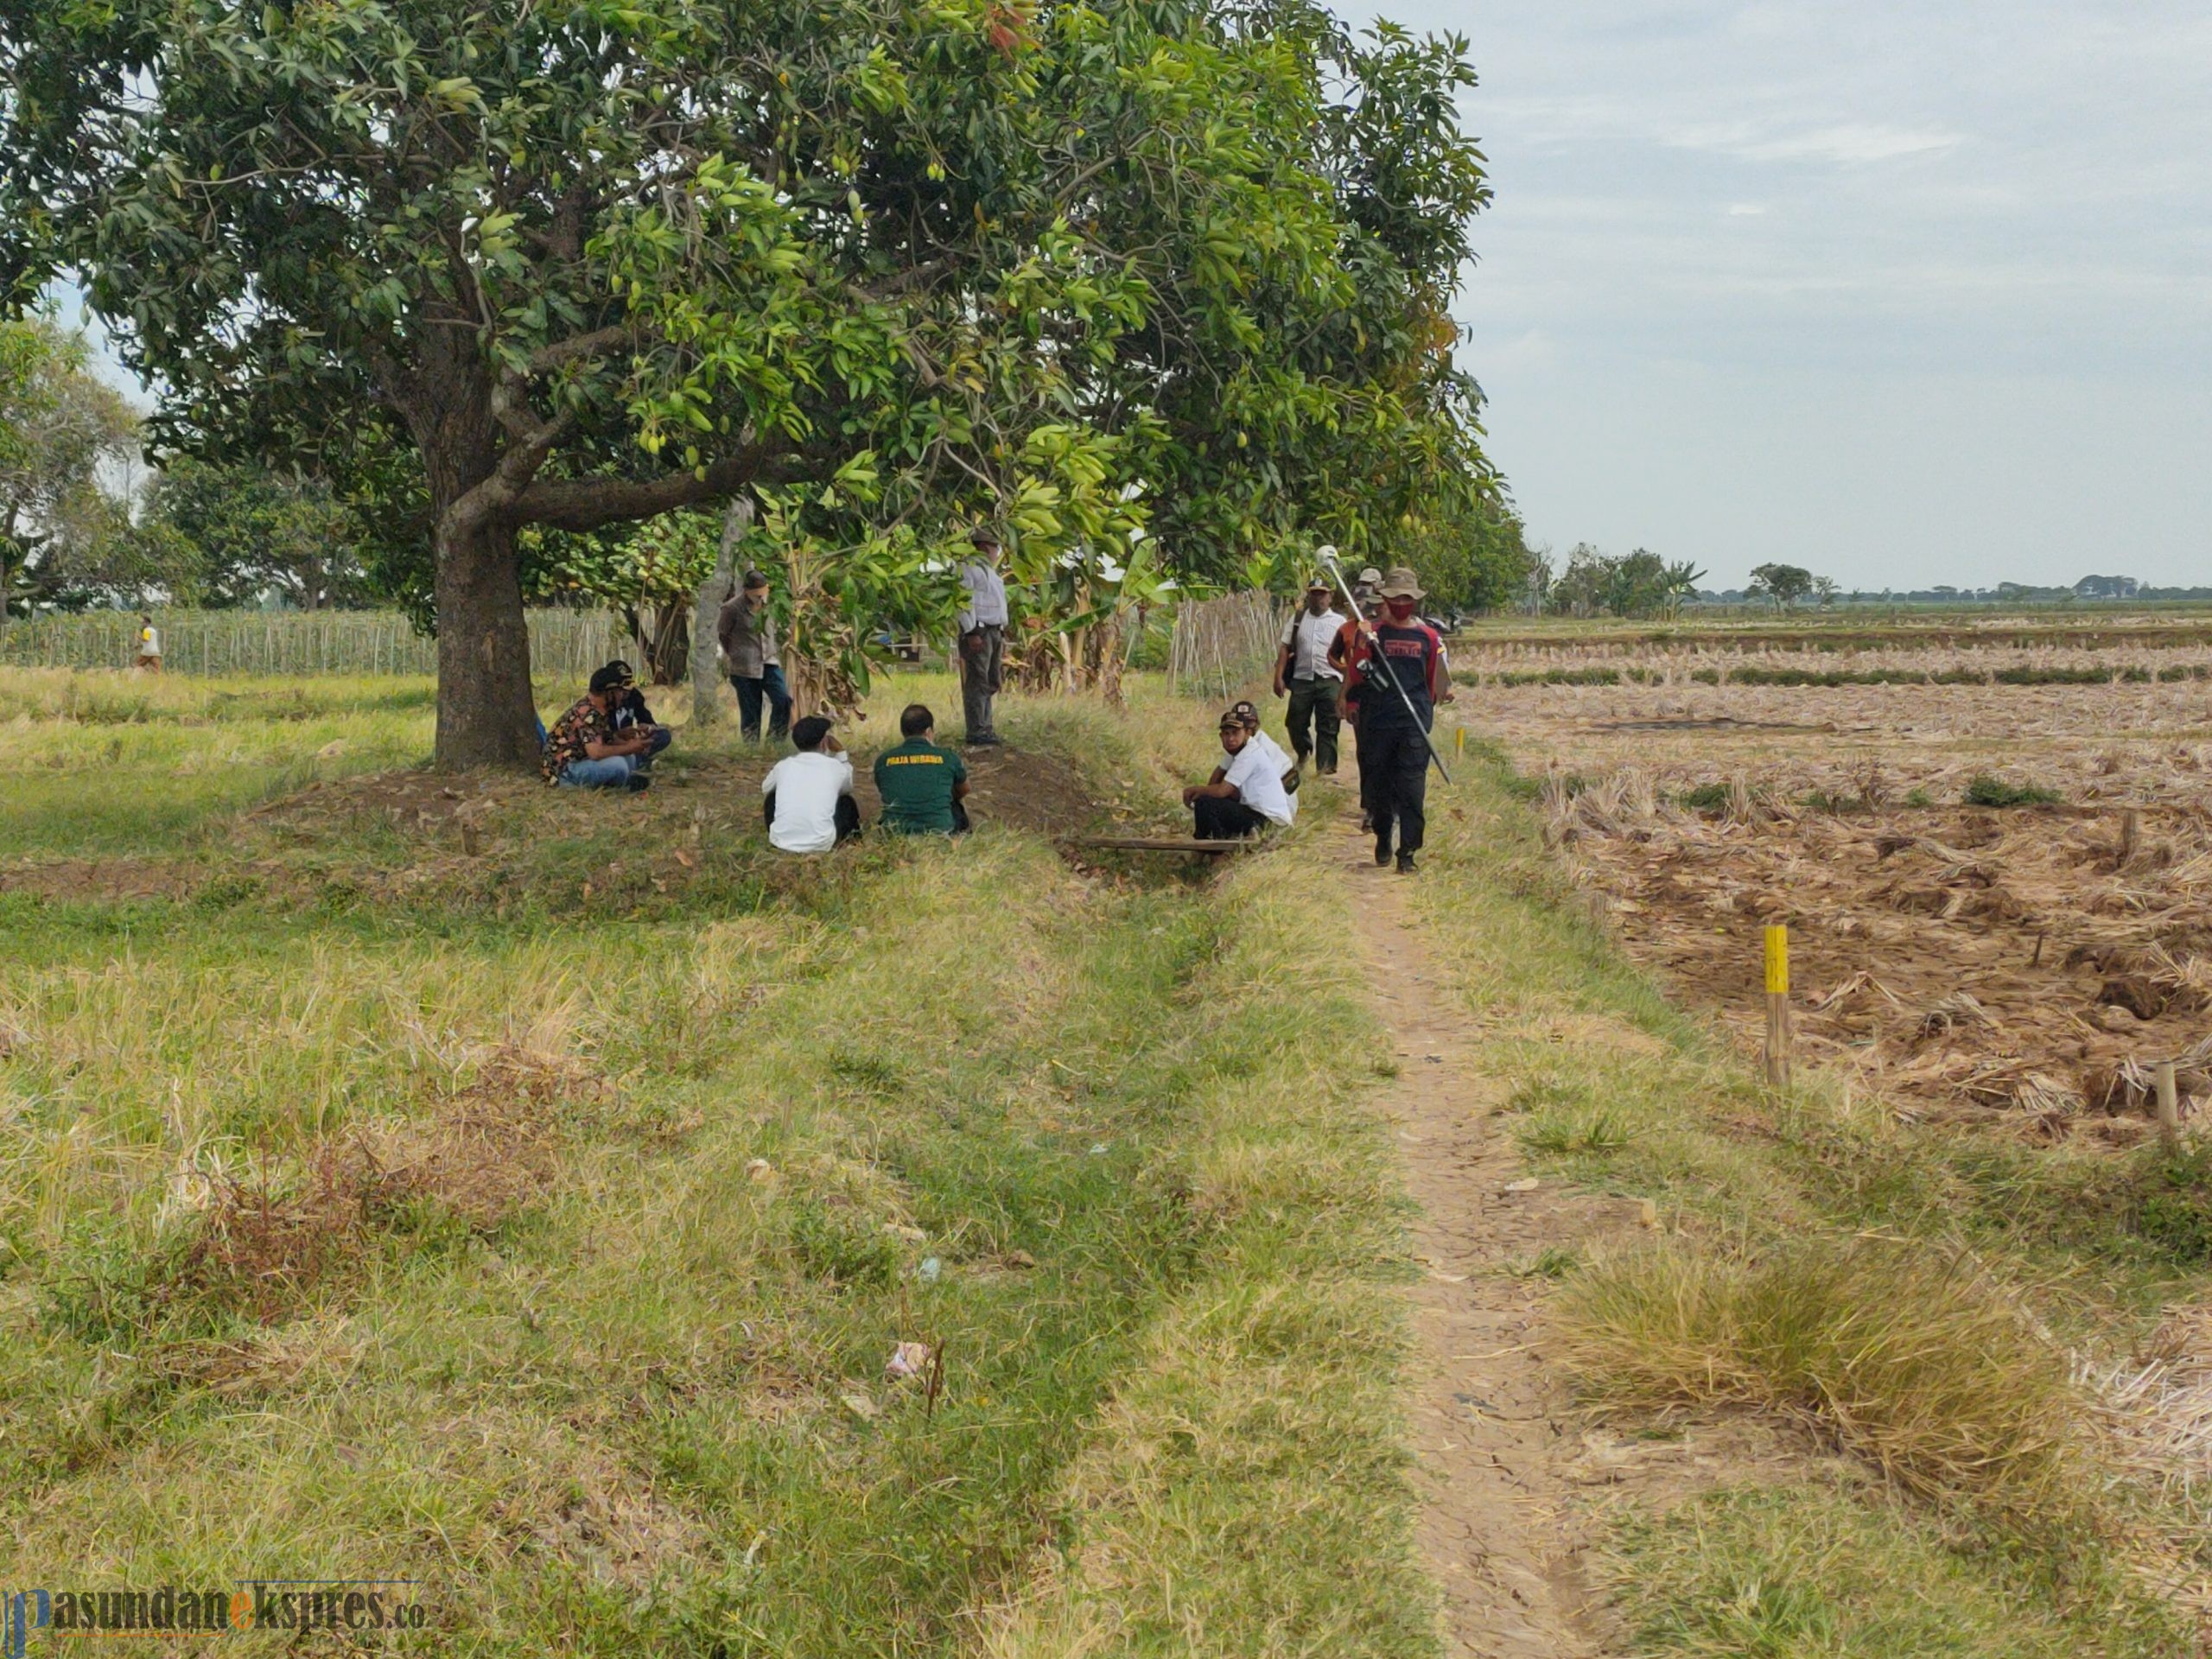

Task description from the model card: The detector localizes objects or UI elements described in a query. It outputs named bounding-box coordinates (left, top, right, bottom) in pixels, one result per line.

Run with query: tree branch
left=528, top=324, right=640, bottom=375
left=509, top=437, right=820, bottom=534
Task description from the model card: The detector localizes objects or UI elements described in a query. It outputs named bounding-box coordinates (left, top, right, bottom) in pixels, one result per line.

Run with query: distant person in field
left=1274, top=574, right=1344, bottom=778
left=132, top=613, right=162, bottom=672
left=1358, top=567, right=1449, bottom=874
left=1184, top=707, right=1298, bottom=841
left=763, top=715, right=861, bottom=852
left=543, top=664, right=657, bottom=791
left=874, top=703, right=972, bottom=836
left=956, top=526, right=1008, bottom=747
left=717, top=569, right=792, bottom=742
left=599, top=660, right=671, bottom=769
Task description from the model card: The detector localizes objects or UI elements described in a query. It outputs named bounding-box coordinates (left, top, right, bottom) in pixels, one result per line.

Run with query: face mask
left=1386, top=598, right=1416, bottom=622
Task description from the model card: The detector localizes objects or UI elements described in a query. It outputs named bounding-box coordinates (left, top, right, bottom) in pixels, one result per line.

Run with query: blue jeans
left=558, top=755, right=637, bottom=788
left=731, top=664, right=792, bottom=741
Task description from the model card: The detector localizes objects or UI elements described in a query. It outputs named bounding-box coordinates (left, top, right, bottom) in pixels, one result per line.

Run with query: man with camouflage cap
left=1184, top=707, right=1299, bottom=840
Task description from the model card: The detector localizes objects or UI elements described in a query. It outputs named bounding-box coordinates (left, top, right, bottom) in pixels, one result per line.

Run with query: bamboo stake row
left=1166, top=591, right=1284, bottom=701
left=0, top=609, right=624, bottom=679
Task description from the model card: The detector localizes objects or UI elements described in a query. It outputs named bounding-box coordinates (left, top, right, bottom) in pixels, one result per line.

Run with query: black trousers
left=764, top=791, right=863, bottom=844
left=1349, top=707, right=1373, bottom=816
left=1365, top=720, right=1431, bottom=856
left=1285, top=677, right=1341, bottom=772
left=1193, top=795, right=1267, bottom=840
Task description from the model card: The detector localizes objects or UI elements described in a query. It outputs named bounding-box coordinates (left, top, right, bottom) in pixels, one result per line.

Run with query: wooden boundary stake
left=1068, top=835, right=1257, bottom=855
left=2155, top=1059, right=2182, bottom=1151
left=1764, top=924, right=1792, bottom=1090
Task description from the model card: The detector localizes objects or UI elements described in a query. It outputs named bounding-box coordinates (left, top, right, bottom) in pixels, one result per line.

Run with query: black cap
left=588, top=664, right=626, bottom=695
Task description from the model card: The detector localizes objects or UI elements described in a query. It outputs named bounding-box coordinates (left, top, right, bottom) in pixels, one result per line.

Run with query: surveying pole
left=1317, top=546, right=1452, bottom=785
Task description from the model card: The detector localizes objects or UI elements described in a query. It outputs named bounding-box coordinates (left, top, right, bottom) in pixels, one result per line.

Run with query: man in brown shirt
left=715, top=569, right=793, bottom=741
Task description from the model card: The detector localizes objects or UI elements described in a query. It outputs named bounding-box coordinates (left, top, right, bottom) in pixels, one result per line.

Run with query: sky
left=1362, top=0, right=2212, bottom=591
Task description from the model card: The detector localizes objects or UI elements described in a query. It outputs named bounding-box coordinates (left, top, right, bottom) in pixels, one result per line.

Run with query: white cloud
left=1669, top=121, right=1967, bottom=165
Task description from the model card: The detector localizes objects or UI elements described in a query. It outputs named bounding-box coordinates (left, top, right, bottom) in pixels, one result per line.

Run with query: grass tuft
left=1963, top=773, right=2063, bottom=808
left=1556, top=1236, right=2087, bottom=1506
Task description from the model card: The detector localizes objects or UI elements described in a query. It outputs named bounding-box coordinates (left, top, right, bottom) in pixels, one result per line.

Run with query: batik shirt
left=542, top=696, right=613, bottom=782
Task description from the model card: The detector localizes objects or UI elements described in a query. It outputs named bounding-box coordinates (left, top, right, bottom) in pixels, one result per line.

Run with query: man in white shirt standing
left=762, top=716, right=862, bottom=853
left=133, top=613, right=163, bottom=672
left=1273, top=574, right=1344, bottom=778
left=1183, top=708, right=1299, bottom=840
left=956, top=526, right=1009, bottom=747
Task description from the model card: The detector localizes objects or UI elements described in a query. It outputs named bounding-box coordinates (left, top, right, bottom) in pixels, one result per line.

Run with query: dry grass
left=1540, top=769, right=2212, bottom=1130
left=1482, top=641, right=2212, bottom=1136
left=1556, top=1236, right=2089, bottom=1508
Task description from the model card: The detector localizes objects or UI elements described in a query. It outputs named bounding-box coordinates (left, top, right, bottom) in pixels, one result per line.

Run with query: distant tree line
left=1535, top=543, right=1708, bottom=619
left=1688, top=575, right=2212, bottom=607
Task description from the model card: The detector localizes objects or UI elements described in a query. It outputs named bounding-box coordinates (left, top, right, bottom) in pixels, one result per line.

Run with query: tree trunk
left=690, top=497, right=749, bottom=727
left=432, top=513, right=540, bottom=770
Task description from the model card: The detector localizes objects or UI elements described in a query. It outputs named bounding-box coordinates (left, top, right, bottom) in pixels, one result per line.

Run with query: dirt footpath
left=1336, top=804, right=1773, bottom=1656
left=1338, top=827, right=1605, bottom=1653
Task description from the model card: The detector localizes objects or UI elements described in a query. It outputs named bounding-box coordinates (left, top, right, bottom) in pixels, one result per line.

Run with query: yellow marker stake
left=1454, top=726, right=1465, bottom=757
left=1763, top=925, right=1791, bottom=1088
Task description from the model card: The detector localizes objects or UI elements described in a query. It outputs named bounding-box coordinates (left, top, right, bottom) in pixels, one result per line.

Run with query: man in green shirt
left=874, top=703, right=972, bottom=835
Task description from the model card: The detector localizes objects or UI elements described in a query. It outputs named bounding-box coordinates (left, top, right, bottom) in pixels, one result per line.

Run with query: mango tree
left=5, top=0, right=1495, bottom=766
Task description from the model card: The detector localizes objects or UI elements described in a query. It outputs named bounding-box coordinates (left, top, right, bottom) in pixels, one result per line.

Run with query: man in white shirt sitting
left=1274, top=575, right=1344, bottom=777
left=762, top=716, right=862, bottom=853
left=1183, top=709, right=1299, bottom=841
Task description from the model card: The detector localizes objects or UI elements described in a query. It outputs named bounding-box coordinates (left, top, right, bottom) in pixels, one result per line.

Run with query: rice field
left=1466, top=626, right=2212, bottom=1139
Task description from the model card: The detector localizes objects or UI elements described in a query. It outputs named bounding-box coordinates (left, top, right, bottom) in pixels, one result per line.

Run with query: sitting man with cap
left=599, top=660, right=673, bottom=769
left=1183, top=707, right=1299, bottom=841
left=1227, top=699, right=1300, bottom=794
left=874, top=703, right=972, bottom=836
left=1274, top=573, right=1346, bottom=778
left=763, top=715, right=863, bottom=853
left=543, top=665, right=658, bottom=791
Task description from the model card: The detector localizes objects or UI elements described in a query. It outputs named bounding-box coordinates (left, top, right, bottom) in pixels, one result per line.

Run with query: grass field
left=0, top=667, right=1426, bottom=1655
left=7, top=643, right=2209, bottom=1654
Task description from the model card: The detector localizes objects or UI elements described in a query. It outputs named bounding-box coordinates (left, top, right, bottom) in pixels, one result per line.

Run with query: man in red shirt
left=1357, top=568, right=1448, bottom=874
left=1330, top=566, right=1384, bottom=829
